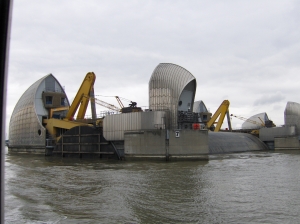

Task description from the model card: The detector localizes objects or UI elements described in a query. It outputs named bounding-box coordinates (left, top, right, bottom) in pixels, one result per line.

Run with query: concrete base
left=8, top=146, right=45, bottom=154
left=169, top=129, right=208, bottom=156
left=124, top=154, right=209, bottom=161
left=124, top=129, right=209, bottom=161
left=274, top=136, right=300, bottom=150
left=45, top=147, right=54, bottom=156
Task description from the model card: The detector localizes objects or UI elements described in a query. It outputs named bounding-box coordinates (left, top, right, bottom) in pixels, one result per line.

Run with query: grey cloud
left=6, top=0, right=300, bottom=131
left=254, top=93, right=286, bottom=106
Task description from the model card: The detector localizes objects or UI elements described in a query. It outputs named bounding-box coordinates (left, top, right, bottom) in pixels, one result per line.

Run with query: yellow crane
left=43, top=72, right=143, bottom=139
left=43, top=72, right=96, bottom=139
left=65, top=72, right=96, bottom=120
left=49, top=106, right=70, bottom=118
left=206, top=100, right=231, bottom=132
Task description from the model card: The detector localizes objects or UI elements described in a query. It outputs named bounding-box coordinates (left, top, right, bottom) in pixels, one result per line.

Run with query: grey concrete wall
left=275, top=137, right=300, bottom=150
left=8, top=147, right=45, bottom=154
left=103, top=111, right=167, bottom=141
left=124, top=129, right=209, bottom=160
left=259, top=126, right=296, bottom=141
left=124, top=130, right=166, bottom=158
left=169, top=129, right=208, bottom=155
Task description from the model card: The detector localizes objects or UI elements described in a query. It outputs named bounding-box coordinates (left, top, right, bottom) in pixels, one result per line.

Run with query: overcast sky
left=6, top=0, right=300, bottom=135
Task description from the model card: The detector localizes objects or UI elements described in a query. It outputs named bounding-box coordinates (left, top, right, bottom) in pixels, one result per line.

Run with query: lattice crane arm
left=93, top=98, right=121, bottom=112
left=230, top=114, right=265, bottom=126
left=82, top=95, right=121, bottom=112
left=115, top=96, right=124, bottom=108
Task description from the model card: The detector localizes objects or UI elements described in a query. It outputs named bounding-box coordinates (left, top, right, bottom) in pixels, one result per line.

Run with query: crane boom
left=230, top=114, right=265, bottom=127
left=206, top=100, right=230, bottom=132
left=82, top=95, right=121, bottom=113
left=115, top=96, right=124, bottom=108
left=65, top=72, right=96, bottom=120
left=91, top=97, right=121, bottom=112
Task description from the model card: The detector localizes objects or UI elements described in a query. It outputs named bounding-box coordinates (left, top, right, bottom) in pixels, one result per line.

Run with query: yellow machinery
left=43, top=72, right=96, bottom=140
left=43, top=72, right=143, bottom=140
left=65, top=72, right=96, bottom=120
left=206, top=100, right=231, bottom=132
left=49, top=106, right=70, bottom=118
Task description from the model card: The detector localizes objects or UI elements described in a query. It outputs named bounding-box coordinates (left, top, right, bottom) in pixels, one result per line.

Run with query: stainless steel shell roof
left=241, top=112, right=269, bottom=130
left=149, top=63, right=196, bottom=129
left=9, top=74, right=69, bottom=148
left=193, top=100, right=208, bottom=113
left=285, top=101, right=300, bottom=135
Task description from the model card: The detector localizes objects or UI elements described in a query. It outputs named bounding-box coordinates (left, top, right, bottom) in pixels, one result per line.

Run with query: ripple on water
left=4, top=151, right=300, bottom=223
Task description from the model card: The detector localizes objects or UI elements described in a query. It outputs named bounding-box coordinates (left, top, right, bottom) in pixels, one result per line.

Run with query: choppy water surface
left=5, top=149, right=300, bottom=223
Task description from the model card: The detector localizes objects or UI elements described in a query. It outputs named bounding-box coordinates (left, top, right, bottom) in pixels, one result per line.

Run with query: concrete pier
left=275, top=136, right=300, bottom=150
left=124, top=129, right=209, bottom=161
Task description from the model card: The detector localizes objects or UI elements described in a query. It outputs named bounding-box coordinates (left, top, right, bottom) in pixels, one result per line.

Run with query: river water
left=4, top=148, right=300, bottom=223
